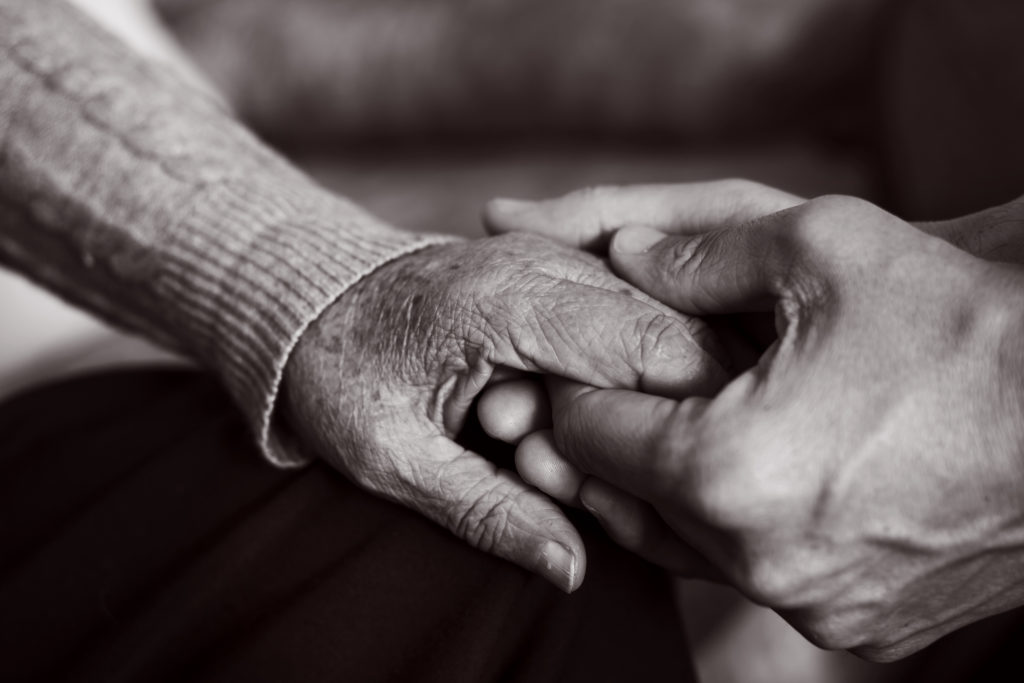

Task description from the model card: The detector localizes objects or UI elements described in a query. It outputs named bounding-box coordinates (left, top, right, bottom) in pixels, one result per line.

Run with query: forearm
left=0, top=0, right=455, bottom=465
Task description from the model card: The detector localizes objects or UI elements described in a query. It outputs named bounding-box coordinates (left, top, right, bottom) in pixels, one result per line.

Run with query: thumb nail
left=613, top=226, right=666, bottom=254
left=540, top=541, right=578, bottom=593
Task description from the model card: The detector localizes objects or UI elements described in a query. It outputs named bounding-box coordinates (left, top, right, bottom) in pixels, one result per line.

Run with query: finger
left=504, top=277, right=730, bottom=398
left=477, top=378, right=550, bottom=444
left=483, top=181, right=802, bottom=251
left=402, top=435, right=587, bottom=593
left=546, top=378, right=706, bottom=504
left=514, top=428, right=719, bottom=579
left=608, top=216, right=795, bottom=316
left=580, top=478, right=720, bottom=580
left=515, top=430, right=586, bottom=506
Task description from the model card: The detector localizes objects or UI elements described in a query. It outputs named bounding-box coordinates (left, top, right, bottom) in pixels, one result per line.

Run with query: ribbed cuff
left=161, top=178, right=464, bottom=467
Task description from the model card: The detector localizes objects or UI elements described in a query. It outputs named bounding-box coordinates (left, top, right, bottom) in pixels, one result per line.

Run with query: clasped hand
left=484, top=182, right=1024, bottom=660
left=282, top=231, right=728, bottom=593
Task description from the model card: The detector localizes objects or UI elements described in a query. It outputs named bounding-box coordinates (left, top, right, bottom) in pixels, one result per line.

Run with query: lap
left=0, top=369, right=693, bottom=682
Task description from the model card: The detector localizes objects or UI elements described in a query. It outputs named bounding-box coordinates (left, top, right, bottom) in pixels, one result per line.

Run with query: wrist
left=202, top=180, right=460, bottom=468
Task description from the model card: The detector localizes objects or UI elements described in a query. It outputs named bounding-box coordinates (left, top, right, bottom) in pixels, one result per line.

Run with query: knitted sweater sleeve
left=0, top=0, right=460, bottom=466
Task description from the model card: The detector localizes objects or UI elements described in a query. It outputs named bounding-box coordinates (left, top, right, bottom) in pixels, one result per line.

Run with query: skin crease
left=483, top=181, right=1024, bottom=661
left=280, top=231, right=729, bottom=593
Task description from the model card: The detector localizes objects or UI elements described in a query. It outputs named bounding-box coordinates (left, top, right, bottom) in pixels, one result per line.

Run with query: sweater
left=0, top=0, right=460, bottom=466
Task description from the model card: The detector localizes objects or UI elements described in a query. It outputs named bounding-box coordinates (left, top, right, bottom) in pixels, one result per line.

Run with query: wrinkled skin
left=281, top=232, right=726, bottom=591
left=489, top=182, right=1024, bottom=660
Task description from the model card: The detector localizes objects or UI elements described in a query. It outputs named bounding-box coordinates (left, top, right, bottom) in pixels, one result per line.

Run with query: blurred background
left=3, top=1, right=1022, bottom=680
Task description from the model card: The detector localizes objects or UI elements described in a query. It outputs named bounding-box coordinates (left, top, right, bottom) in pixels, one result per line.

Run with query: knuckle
left=798, top=614, right=864, bottom=652
left=743, top=559, right=802, bottom=606
left=632, top=312, right=718, bottom=383
left=483, top=231, right=552, bottom=268
left=787, top=202, right=838, bottom=255
left=787, top=195, right=872, bottom=253
left=774, top=197, right=858, bottom=299
left=633, top=312, right=684, bottom=368
left=804, top=193, right=867, bottom=217
left=635, top=311, right=679, bottom=346
left=482, top=233, right=588, bottom=291
left=665, top=233, right=711, bottom=284
left=447, top=484, right=522, bottom=553
left=569, top=185, right=614, bottom=231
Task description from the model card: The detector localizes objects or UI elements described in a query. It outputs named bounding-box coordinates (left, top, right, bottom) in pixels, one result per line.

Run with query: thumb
left=402, top=435, right=586, bottom=593
left=608, top=214, right=799, bottom=315
left=483, top=180, right=802, bottom=251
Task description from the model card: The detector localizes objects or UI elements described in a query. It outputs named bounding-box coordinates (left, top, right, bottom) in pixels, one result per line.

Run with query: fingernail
left=613, top=225, right=665, bottom=254
left=540, top=541, right=578, bottom=593
left=489, top=197, right=533, bottom=215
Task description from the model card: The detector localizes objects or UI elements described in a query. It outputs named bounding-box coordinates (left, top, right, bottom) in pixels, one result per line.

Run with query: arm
left=0, top=0, right=729, bottom=589
left=0, top=0, right=453, bottom=466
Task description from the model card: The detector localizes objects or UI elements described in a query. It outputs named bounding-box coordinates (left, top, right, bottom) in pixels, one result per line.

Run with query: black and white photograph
left=1, top=1, right=1023, bottom=681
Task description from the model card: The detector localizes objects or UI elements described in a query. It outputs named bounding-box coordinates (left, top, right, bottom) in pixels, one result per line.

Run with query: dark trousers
left=0, top=369, right=695, bottom=682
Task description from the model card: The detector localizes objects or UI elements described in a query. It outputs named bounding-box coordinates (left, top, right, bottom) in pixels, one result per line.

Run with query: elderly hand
left=492, top=186, right=1024, bottom=660
left=280, top=233, right=726, bottom=592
